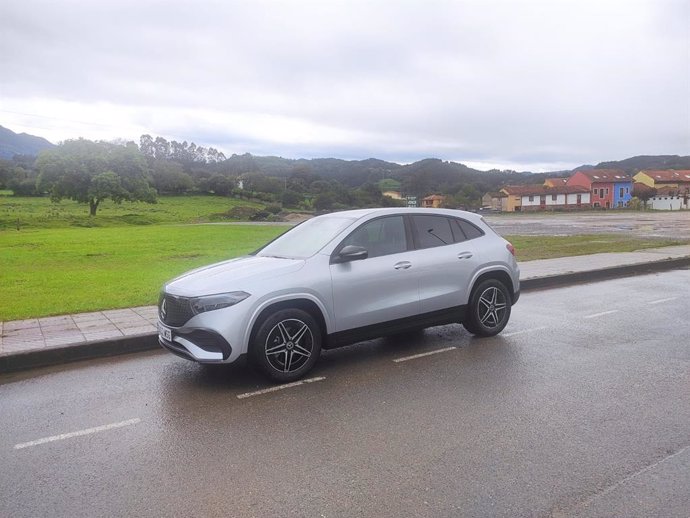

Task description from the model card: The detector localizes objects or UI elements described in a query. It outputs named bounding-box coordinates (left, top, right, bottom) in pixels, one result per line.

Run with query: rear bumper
left=512, top=287, right=520, bottom=305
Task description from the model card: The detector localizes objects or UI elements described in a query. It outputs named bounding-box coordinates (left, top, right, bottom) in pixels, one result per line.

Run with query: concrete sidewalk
left=2, top=244, right=689, bottom=374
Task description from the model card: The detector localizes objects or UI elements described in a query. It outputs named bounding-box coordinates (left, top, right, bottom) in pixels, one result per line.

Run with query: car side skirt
left=325, top=305, right=467, bottom=349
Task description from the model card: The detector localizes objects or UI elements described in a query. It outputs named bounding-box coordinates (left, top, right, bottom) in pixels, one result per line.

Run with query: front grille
left=160, top=294, right=194, bottom=327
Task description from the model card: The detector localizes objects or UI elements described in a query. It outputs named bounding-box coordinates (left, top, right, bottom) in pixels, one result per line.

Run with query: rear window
left=453, top=218, right=484, bottom=240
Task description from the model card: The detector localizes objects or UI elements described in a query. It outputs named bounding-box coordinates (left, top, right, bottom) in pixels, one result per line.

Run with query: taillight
left=506, top=243, right=515, bottom=256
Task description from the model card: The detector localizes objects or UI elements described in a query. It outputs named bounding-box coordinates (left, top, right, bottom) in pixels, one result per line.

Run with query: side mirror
left=332, top=245, right=368, bottom=264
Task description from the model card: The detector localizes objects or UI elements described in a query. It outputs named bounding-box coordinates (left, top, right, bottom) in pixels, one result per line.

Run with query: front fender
left=242, top=291, right=334, bottom=348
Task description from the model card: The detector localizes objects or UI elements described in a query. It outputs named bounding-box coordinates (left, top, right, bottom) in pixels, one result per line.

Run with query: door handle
left=457, top=252, right=473, bottom=260
left=394, top=261, right=412, bottom=270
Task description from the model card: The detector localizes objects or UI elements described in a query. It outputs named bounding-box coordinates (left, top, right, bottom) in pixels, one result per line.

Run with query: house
left=633, top=170, right=690, bottom=190
left=382, top=190, right=402, bottom=200
left=483, top=192, right=507, bottom=211
left=422, top=194, right=446, bottom=208
left=649, top=186, right=690, bottom=210
left=500, top=185, right=591, bottom=212
left=566, top=169, right=633, bottom=208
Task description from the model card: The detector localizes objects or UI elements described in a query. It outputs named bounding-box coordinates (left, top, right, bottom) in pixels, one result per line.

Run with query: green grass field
left=1, top=195, right=687, bottom=321
left=0, top=224, right=287, bottom=320
left=0, top=194, right=263, bottom=230
left=508, top=235, right=685, bottom=261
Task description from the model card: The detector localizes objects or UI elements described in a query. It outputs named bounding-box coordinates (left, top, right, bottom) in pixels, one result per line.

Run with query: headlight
left=189, top=291, right=250, bottom=315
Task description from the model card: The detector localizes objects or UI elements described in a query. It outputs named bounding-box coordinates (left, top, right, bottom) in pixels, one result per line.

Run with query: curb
left=0, top=334, right=159, bottom=375
left=1, top=256, right=689, bottom=375
left=520, top=256, right=690, bottom=291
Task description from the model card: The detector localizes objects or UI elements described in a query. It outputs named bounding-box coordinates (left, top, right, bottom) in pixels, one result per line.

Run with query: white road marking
left=502, top=326, right=548, bottom=337
left=648, top=297, right=678, bottom=305
left=14, top=418, right=141, bottom=450
left=236, top=376, right=325, bottom=399
left=393, top=347, right=456, bottom=363
left=584, top=310, right=619, bottom=319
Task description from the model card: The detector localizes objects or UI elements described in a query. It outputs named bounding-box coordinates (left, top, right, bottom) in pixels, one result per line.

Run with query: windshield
left=256, top=216, right=356, bottom=259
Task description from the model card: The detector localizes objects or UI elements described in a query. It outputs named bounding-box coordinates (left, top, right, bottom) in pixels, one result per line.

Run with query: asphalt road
left=485, top=211, right=690, bottom=239
left=1, top=270, right=689, bottom=518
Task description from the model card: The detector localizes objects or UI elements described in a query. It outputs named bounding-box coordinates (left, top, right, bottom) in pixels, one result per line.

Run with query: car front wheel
left=463, top=279, right=511, bottom=337
left=251, top=308, right=322, bottom=382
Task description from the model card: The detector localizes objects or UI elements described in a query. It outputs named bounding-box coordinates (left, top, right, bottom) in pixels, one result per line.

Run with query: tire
left=462, top=279, right=511, bottom=337
left=251, top=308, right=322, bottom=382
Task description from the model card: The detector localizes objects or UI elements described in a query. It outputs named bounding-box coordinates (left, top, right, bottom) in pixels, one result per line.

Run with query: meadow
left=0, top=224, right=287, bottom=320
left=1, top=195, right=685, bottom=320
left=0, top=194, right=263, bottom=230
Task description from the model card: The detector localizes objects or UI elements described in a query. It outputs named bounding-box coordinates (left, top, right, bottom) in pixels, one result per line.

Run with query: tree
left=36, top=139, right=156, bottom=216
left=632, top=182, right=656, bottom=209
left=314, top=192, right=337, bottom=211
left=139, top=134, right=226, bottom=165
left=151, top=160, right=193, bottom=194
left=208, top=174, right=235, bottom=196
left=0, top=159, right=12, bottom=188
left=281, top=189, right=303, bottom=207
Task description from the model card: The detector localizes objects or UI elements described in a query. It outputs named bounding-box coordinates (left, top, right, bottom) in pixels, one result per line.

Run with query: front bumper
left=158, top=323, right=233, bottom=363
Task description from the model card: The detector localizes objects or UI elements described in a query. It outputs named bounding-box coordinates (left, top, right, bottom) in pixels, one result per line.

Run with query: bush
left=258, top=192, right=277, bottom=202
left=8, top=179, right=40, bottom=196
left=282, top=189, right=303, bottom=207
left=250, top=210, right=270, bottom=221
left=210, top=205, right=262, bottom=221
left=265, top=203, right=282, bottom=214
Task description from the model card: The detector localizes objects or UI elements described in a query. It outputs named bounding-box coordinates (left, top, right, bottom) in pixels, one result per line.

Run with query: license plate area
left=158, top=323, right=172, bottom=342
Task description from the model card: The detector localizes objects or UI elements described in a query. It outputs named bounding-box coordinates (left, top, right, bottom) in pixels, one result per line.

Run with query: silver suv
left=158, top=208, right=520, bottom=382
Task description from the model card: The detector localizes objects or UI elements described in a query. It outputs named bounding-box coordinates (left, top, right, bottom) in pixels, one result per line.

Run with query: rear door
left=408, top=214, right=483, bottom=313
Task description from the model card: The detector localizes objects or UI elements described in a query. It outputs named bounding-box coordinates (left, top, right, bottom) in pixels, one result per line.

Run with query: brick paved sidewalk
left=0, top=307, right=158, bottom=354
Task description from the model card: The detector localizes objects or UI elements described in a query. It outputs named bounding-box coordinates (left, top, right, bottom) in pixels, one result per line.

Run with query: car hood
left=165, top=255, right=305, bottom=297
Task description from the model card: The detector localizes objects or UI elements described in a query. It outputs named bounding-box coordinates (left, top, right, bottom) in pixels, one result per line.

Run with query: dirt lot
left=484, top=211, right=690, bottom=239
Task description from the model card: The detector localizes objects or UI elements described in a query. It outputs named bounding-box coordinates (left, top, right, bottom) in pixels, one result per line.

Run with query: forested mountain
left=594, top=155, right=690, bottom=173
left=2, top=124, right=688, bottom=212
left=221, top=154, right=534, bottom=192
left=0, top=125, right=54, bottom=159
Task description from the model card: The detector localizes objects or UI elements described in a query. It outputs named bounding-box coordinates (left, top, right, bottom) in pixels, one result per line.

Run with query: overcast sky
left=1, top=0, right=688, bottom=171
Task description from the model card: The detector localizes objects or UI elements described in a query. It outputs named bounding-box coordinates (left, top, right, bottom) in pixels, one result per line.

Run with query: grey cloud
left=1, top=0, right=687, bottom=170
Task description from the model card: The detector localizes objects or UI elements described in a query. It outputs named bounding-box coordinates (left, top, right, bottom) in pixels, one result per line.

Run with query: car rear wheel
left=251, top=308, right=322, bottom=382
left=463, top=279, right=511, bottom=337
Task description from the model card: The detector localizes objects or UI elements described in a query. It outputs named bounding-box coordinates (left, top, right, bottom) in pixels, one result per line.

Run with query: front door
left=330, top=215, right=420, bottom=331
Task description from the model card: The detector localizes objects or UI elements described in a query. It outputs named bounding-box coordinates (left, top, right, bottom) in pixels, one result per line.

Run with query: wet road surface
left=1, top=269, right=689, bottom=517
left=485, top=211, right=690, bottom=239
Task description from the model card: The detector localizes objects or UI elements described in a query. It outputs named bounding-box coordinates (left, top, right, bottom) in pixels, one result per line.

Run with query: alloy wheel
left=477, top=286, right=508, bottom=328
left=264, top=318, right=314, bottom=373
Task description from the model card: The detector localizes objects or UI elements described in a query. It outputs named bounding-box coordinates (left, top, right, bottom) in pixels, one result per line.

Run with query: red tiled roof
left=654, top=185, right=690, bottom=196
left=423, top=194, right=446, bottom=201
left=545, top=177, right=568, bottom=185
left=501, top=184, right=590, bottom=196
left=575, top=169, right=631, bottom=182
left=640, top=170, right=690, bottom=182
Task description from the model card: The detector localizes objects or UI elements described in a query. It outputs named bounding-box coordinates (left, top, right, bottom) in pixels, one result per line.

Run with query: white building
left=649, top=188, right=689, bottom=210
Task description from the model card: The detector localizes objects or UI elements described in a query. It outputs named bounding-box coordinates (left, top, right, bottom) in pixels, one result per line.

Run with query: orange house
left=422, top=194, right=446, bottom=208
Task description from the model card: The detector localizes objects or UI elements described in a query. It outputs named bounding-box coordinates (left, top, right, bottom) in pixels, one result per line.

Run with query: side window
left=411, top=215, right=454, bottom=249
left=455, top=219, right=484, bottom=240
left=339, top=216, right=407, bottom=259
